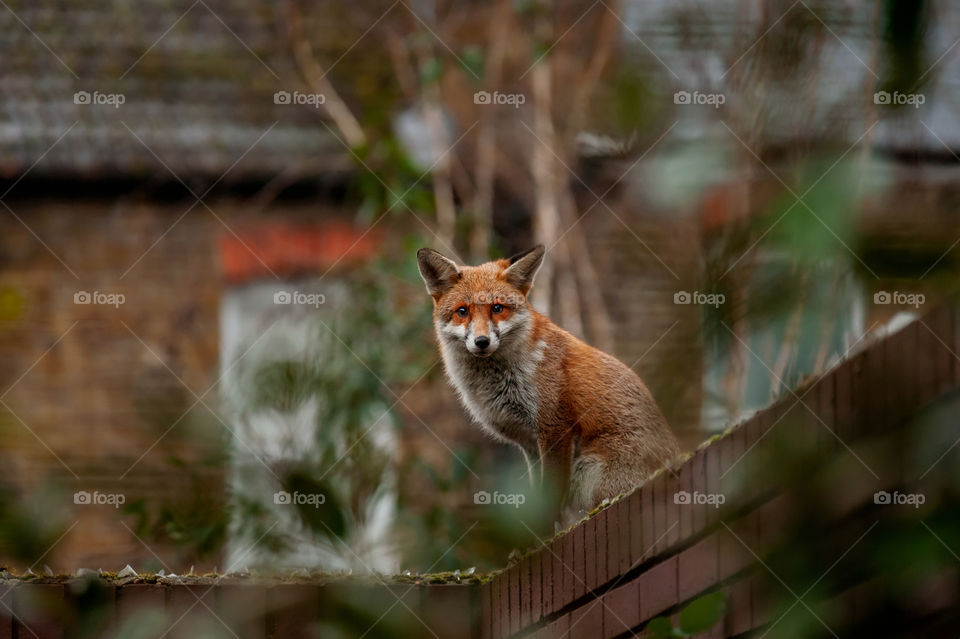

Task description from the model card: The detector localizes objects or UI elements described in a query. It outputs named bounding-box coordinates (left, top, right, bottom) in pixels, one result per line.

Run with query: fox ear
left=417, top=248, right=460, bottom=299
left=502, top=245, right=545, bottom=295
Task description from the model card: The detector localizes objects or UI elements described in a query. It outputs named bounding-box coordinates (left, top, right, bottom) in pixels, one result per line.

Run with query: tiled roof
left=0, top=1, right=348, bottom=180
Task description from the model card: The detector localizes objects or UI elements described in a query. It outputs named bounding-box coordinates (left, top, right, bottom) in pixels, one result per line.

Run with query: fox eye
left=491, top=304, right=504, bottom=314
left=456, top=306, right=469, bottom=317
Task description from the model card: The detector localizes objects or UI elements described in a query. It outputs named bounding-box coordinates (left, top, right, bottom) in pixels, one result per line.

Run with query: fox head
left=417, top=245, right=545, bottom=358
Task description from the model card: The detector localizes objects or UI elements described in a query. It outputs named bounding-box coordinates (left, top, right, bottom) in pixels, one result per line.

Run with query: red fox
left=417, top=245, right=680, bottom=515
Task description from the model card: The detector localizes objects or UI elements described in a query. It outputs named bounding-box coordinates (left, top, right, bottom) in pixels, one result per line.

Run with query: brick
left=597, top=508, right=611, bottom=588
left=630, top=488, right=645, bottom=566
left=541, top=544, right=554, bottom=619
left=690, top=449, right=708, bottom=534
left=643, top=477, right=658, bottom=559
left=495, top=571, right=510, bottom=638
left=751, top=572, right=791, bottom=628
left=617, top=499, right=632, bottom=576
left=793, top=397, right=821, bottom=459
left=546, top=612, right=570, bottom=638
left=704, top=445, right=721, bottom=529
left=340, top=583, right=430, bottom=637
left=267, top=585, right=320, bottom=639
left=724, top=577, right=753, bottom=636
left=930, top=305, right=956, bottom=396
left=574, top=525, right=586, bottom=599
left=115, top=584, right=166, bottom=635
left=863, top=334, right=886, bottom=431
left=761, top=401, right=787, bottom=460
left=520, top=556, right=532, bottom=629
left=0, top=585, right=13, bottom=639
left=753, top=495, right=790, bottom=558
left=509, top=564, right=520, bottom=636
left=215, top=585, right=267, bottom=639
left=569, top=598, right=604, bottom=639
left=663, top=472, right=681, bottom=551
left=638, top=556, right=678, bottom=621
left=563, top=533, right=576, bottom=606
left=718, top=428, right=745, bottom=509
left=847, top=350, right=868, bottom=440
left=834, top=357, right=854, bottom=441
left=718, top=515, right=757, bottom=581
left=742, top=412, right=773, bottom=505
left=167, top=584, right=224, bottom=639
left=480, top=584, right=492, bottom=639
left=584, top=516, right=598, bottom=593
left=14, top=584, right=65, bottom=639
left=602, top=580, right=640, bottom=638
left=914, top=316, right=942, bottom=408
left=677, top=534, right=719, bottom=602
left=816, top=368, right=837, bottom=456
left=418, top=586, right=474, bottom=639
left=531, top=551, right=542, bottom=624
left=652, top=474, right=668, bottom=556
left=64, top=580, right=115, bottom=638
left=527, top=623, right=552, bottom=639
left=900, top=322, right=920, bottom=419
left=677, top=461, right=694, bottom=542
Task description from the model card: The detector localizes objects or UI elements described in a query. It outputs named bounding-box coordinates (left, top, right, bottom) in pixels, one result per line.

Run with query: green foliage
left=647, top=592, right=727, bottom=638
left=0, top=479, right=66, bottom=566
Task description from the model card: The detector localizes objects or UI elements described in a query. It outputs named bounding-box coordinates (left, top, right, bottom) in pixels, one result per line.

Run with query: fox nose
left=474, top=335, right=490, bottom=350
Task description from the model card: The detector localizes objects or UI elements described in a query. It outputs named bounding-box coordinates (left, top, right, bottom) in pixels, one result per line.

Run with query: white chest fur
left=440, top=339, right=547, bottom=453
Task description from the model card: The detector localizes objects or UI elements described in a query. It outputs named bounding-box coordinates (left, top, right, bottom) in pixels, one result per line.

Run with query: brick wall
left=0, top=579, right=479, bottom=639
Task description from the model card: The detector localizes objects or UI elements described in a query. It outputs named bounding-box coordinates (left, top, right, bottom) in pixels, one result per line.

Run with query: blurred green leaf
left=678, top=591, right=727, bottom=635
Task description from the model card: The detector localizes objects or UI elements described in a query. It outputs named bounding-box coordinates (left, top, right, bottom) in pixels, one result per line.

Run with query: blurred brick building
left=4, top=0, right=958, bottom=572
